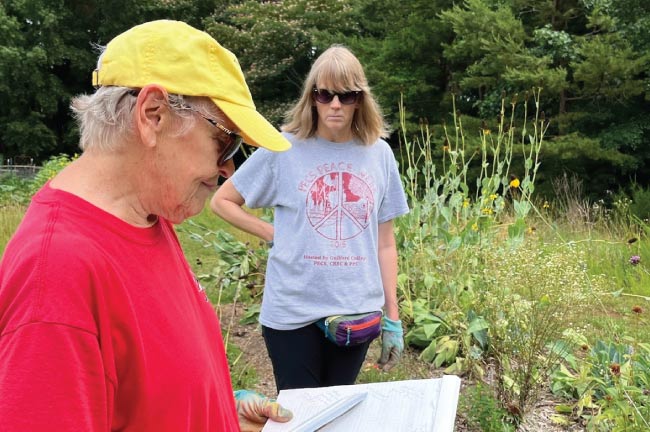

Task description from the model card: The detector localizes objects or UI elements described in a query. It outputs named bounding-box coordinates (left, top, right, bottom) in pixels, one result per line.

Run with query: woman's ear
left=134, top=84, right=169, bottom=147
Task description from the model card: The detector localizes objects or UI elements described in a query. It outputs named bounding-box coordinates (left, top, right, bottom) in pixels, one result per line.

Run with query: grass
left=0, top=205, right=26, bottom=255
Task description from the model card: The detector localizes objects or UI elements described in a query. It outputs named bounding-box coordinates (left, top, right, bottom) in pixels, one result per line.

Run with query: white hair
left=71, top=87, right=222, bottom=152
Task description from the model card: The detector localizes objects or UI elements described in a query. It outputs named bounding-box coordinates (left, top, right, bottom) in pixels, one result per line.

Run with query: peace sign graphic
left=306, top=172, right=374, bottom=240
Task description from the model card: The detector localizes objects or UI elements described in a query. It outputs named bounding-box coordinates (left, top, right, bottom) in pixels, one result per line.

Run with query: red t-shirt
left=0, top=184, right=240, bottom=431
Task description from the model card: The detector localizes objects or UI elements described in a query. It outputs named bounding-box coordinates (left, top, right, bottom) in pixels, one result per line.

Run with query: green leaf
left=554, top=404, right=573, bottom=414
left=239, top=304, right=261, bottom=325
left=423, top=323, right=441, bottom=339
left=468, top=317, right=489, bottom=349
left=420, top=339, right=438, bottom=363
left=423, top=273, right=435, bottom=290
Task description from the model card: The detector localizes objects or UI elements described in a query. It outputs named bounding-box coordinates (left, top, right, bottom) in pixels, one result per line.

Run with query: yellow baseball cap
left=92, top=20, right=290, bottom=152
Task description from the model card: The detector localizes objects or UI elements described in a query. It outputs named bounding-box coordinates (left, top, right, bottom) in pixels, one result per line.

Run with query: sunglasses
left=181, top=105, right=243, bottom=165
left=198, top=115, right=243, bottom=166
left=313, top=88, right=361, bottom=105
left=128, top=91, right=243, bottom=166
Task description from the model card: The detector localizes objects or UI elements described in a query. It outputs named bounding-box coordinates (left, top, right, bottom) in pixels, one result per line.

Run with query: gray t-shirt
left=231, top=133, right=409, bottom=330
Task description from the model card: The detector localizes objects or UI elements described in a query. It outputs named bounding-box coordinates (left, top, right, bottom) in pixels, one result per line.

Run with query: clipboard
left=261, top=376, right=461, bottom=432
left=265, top=391, right=368, bottom=432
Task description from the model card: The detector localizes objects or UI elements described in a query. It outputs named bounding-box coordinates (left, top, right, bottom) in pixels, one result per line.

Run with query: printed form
left=262, top=375, right=461, bottom=432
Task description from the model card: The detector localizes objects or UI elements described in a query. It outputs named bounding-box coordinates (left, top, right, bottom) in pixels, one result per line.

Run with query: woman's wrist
left=383, top=300, right=399, bottom=321
left=381, top=316, right=403, bottom=333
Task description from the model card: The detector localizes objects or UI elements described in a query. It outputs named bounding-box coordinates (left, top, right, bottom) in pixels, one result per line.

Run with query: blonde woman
left=212, top=45, right=409, bottom=391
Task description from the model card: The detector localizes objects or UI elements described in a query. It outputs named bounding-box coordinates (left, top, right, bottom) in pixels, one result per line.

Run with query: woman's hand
left=377, top=316, right=404, bottom=371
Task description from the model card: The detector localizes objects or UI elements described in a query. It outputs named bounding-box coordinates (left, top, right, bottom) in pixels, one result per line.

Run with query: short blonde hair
left=281, top=45, right=388, bottom=145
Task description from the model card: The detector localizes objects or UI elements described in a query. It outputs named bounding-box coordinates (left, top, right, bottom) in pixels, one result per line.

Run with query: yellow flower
left=463, top=199, right=470, bottom=208
left=489, top=194, right=497, bottom=201
left=543, top=201, right=550, bottom=209
left=481, top=207, right=493, bottom=215
left=509, top=178, right=520, bottom=188
left=471, top=223, right=479, bottom=231
left=482, top=129, right=491, bottom=135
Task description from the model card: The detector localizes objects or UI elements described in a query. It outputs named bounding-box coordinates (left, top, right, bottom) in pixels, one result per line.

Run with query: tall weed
left=394, top=88, right=613, bottom=419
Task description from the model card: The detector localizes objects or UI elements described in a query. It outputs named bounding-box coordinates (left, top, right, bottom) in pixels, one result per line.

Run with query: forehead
left=315, top=80, right=358, bottom=92
left=314, top=68, right=359, bottom=92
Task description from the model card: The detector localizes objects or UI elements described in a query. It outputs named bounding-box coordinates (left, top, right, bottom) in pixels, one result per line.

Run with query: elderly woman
left=0, top=20, right=291, bottom=431
left=211, top=45, right=409, bottom=392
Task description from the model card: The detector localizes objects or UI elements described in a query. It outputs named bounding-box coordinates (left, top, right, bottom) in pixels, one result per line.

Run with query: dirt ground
left=218, top=303, right=583, bottom=431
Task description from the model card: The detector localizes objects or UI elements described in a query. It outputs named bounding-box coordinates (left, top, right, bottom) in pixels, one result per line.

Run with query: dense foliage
left=1, top=0, right=649, bottom=198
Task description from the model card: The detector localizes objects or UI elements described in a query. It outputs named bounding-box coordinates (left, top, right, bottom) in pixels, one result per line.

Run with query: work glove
left=377, top=316, right=404, bottom=372
left=234, top=390, right=293, bottom=432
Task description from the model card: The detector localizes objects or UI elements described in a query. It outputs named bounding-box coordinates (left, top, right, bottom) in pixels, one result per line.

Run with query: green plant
left=404, top=298, right=487, bottom=378
left=627, top=182, right=650, bottom=222
left=467, top=241, right=606, bottom=419
left=395, top=88, right=548, bottom=306
left=0, top=174, right=32, bottom=205
left=226, top=342, right=259, bottom=390
left=176, top=220, right=269, bottom=305
left=28, top=154, right=77, bottom=195
left=395, top=89, right=553, bottom=416
left=459, top=382, right=516, bottom=432
left=551, top=338, right=650, bottom=430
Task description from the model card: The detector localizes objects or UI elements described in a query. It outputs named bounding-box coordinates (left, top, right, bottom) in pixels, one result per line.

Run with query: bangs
left=312, top=51, right=365, bottom=92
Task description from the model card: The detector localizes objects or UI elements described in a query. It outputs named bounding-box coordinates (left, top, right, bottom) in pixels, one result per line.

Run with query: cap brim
left=213, top=98, right=291, bottom=152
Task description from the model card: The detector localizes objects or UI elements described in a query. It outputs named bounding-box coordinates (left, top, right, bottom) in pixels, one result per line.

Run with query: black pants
left=262, top=323, right=372, bottom=391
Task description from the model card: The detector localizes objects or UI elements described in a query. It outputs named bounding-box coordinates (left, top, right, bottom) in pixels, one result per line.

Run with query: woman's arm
left=210, top=180, right=274, bottom=243
left=377, top=220, right=399, bottom=320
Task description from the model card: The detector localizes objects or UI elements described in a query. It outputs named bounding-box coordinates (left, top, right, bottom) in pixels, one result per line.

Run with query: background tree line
left=1, top=0, right=649, bottom=199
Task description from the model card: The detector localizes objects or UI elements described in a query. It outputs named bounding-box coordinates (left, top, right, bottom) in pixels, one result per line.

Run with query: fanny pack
left=316, top=311, right=383, bottom=347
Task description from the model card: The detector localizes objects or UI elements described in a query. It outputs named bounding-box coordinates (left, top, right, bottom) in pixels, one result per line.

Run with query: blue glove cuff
left=382, top=316, right=403, bottom=333
left=234, top=389, right=258, bottom=401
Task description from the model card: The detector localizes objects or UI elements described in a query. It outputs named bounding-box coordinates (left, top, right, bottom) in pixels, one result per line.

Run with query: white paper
left=279, top=392, right=368, bottom=432
left=262, top=375, right=461, bottom=432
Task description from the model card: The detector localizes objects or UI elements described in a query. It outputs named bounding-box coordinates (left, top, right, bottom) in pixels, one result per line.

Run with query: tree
left=0, top=0, right=224, bottom=161
left=437, top=0, right=650, bottom=197
left=204, top=0, right=358, bottom=125
left=439, top=0, right=569, bottom=117
left=343, top=0, right=455, bottom=130
left=1, top=2, right=85, bottom=158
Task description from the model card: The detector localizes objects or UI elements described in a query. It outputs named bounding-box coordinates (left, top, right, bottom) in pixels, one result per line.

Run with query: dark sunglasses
left=313, top=89, right=361, bottom=105
left=199, top=115, right=243, bottom=166
left=182, top=104, right=243, bottom=165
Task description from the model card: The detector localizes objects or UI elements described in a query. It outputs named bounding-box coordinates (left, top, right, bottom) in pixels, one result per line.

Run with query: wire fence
left=1, top=157, right=41, bottom=179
